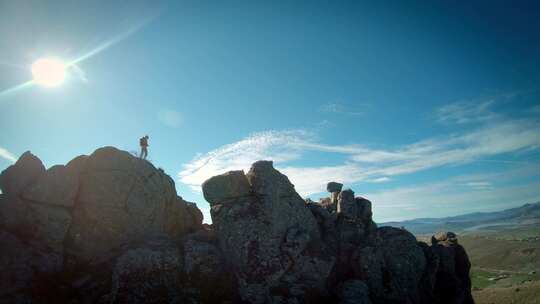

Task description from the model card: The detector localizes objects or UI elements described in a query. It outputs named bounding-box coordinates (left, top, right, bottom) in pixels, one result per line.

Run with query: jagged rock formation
left=0, top=148, right=473, bottom=303
left=0, top=147, right=206, bottom=303
left=203, top=161, right=331, bottom=303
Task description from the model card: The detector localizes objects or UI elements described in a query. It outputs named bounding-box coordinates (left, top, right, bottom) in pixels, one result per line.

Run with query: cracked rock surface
left=0, top=147, right=473, bottom=303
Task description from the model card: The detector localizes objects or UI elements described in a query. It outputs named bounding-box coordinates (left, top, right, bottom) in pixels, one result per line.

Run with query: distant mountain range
left=381, top=202, right=540, bottom=235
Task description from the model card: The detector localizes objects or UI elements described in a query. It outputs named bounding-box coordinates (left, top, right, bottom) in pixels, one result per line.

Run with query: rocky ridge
left=0, top=147, right=473, bottom=303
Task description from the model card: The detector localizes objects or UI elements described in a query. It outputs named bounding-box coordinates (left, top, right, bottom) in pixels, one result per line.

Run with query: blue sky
left=1, top=1, right=540, bottom=223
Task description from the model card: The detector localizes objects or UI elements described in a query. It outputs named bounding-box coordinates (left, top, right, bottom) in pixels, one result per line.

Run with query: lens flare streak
left=0, top=81, right=35, bottom=99
left=0, top=15, right=155, bottom=99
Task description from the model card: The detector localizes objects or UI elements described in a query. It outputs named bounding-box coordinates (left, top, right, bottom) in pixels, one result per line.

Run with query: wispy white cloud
left=0, top=147, right=17, bottom=163
left=436, top=97, right=498, bottom=124
left=354, top=119, right=540, bottom=178
left=179, top=116, right=540, bottom=197
left=464, top=181, right=491, bottom=187
left=463, top=181, right=493, bottom=191
left=179, top=130, right=316, bottom=191
left=367, top=177, right=391, bottom=183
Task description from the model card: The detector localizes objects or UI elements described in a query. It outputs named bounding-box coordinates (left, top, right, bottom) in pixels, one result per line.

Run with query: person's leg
left=143, top=147, right=148, bottom=159
left=139, top=147, right=143, bottom=158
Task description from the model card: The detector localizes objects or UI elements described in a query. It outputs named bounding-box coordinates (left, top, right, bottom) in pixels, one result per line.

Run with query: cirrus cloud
left=0, top=146, right=17, bottom=163
left=179, top=111, right=540, bottom=197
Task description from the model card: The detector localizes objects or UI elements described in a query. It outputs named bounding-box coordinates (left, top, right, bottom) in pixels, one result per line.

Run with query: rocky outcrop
left=0, top=147, right=203, bottom=303
left=203, top=161, right=470, bottom=303
left=202, top=163, right=474, bottom=304
left=429, top=232, right=474, bottom=304
left=0, top=149, right=474, bottom=303
left=204, top=161, right=327, bottom=303
left=352, top=227, right=428, bottom=303
left=65, top=147, right=200, bottom=265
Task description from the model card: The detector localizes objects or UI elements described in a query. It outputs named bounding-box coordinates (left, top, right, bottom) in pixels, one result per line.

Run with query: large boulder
left=0, top=230, right=62, bottom=301
left=22, top=164, right=79, bottom=207
left=183, top=227, right=239, bottom=303
left=0, top=151, right=45, bottom=197
left=245, top=161, right=319, bottom=244
left=327, top=182, right=343, bottom=207
left=203, top=161, right=322, bottom=303
left=351, top=227, right=427, bottom=304
left=65, top=147, right=200, bottom=264
left=336, top=190, right=377, bottom=246
left=202, top=170, right=251, bottom=205
left=0, top=195, right=71, bottom=254
left=165, top=198, right=204, bottom=240
left=431, top=232, right=474, bottom=304
left=327, top=182, right=343, bottom=193
left=337, top=190, right=373, bottom=222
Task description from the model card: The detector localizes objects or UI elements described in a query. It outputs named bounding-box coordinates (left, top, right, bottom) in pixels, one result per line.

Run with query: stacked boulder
left=0, top=150, right=474, bottom=303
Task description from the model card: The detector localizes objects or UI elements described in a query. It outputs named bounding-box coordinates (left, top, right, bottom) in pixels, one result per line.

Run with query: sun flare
left=31, top=58, right=66, bottom=87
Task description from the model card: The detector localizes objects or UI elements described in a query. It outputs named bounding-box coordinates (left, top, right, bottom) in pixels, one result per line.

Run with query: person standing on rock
left=139, top=135, right=149, bottom=159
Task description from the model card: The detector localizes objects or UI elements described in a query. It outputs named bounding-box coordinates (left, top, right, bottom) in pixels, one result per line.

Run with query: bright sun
left=31, top=58, right=67, bottom=87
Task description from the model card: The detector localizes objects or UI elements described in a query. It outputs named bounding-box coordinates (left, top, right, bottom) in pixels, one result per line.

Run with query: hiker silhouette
left=139, top=135, right=149, bottom=159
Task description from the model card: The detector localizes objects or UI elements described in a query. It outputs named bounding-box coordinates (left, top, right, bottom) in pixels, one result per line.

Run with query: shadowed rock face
left=0, top=147, right=205, bottom=302
left=22, top=164, right=79, bottom=207
left=204, top=161, right=329, bottom=303
left=429, top=233, right=474, bottom=304
left=0, top=151, right=45, bottom=197
left=202, top=162, right=474, bottom=304
left=110, top=237, right=183, bottom=303
left=64, top=147, right=199, bottom=264
left=0, top=150, right=473, bottom=304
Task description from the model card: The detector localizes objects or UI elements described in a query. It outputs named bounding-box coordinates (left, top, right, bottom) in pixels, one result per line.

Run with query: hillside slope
left=474, top=281, right=540, bottom=304
left=382, top=202, right=540, bottom=236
